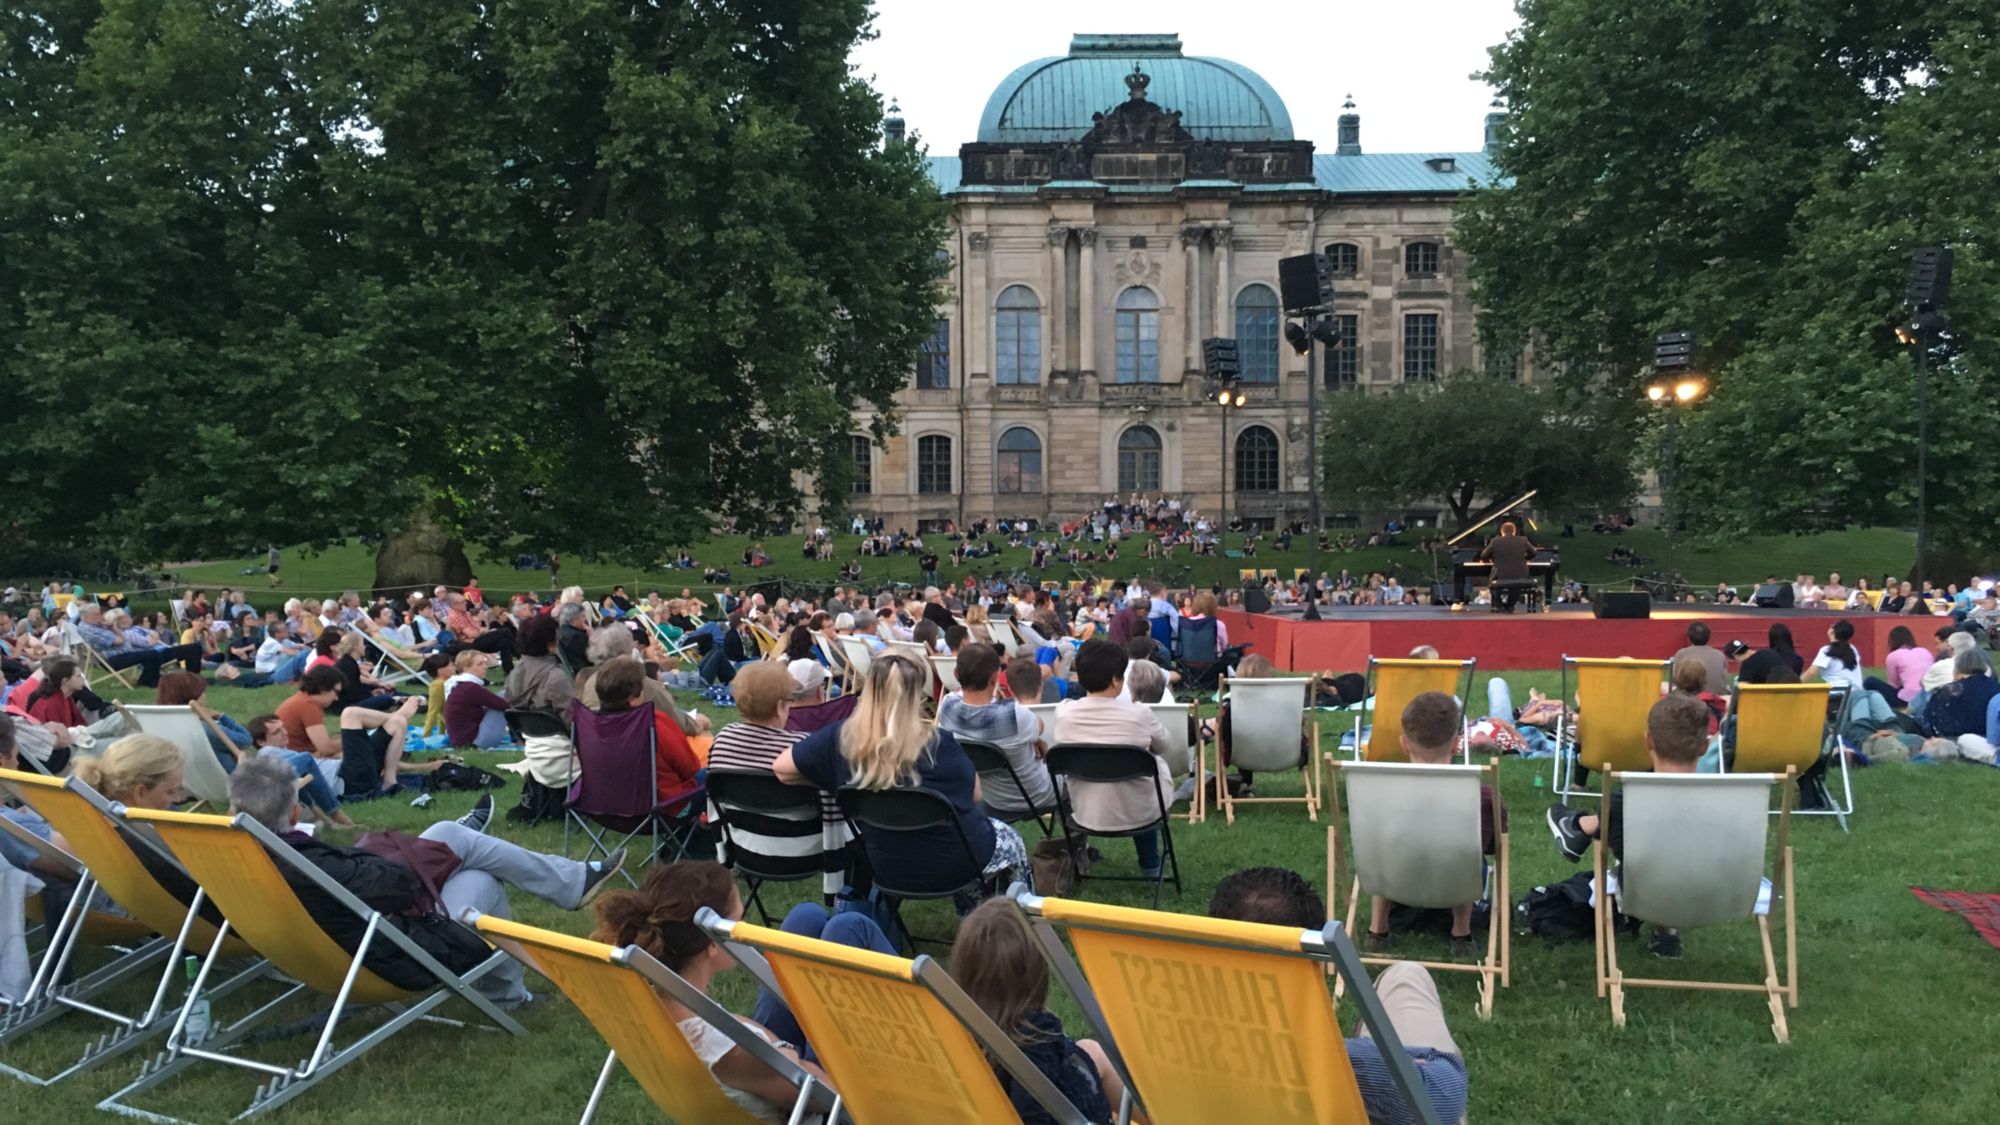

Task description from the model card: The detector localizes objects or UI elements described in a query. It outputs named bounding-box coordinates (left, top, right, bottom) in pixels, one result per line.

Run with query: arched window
left=1117, top=425, right=1162, bottom=492
left=1235, top=284, right=1281, bottom=383
left=995, top=427, right=1042, bottom=493
left=1404, top=241, right=1440, bottom=277
left=1324, top=242, right=1360, bottom=278
left=1114, top=288, right=1160, bottom=384
left=995, top=286, right=1042, bottom=386
left=916, top=435, right=952, bottom=494
left=849, top=435, right=872, bottom=495
left=1235, top=426, right=1279, bottom=492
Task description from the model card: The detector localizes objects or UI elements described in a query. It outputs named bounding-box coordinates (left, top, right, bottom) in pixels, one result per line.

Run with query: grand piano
left=1446, top=489, right=1562, bottom=605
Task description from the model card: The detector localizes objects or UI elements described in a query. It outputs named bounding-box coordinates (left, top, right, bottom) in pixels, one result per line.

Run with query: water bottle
left=183, top=956, right=210, bottom=1045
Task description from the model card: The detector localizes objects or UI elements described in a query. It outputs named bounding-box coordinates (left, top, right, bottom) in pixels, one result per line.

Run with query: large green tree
left=0, top=0, right=946, bottom=573
left=1459, top=0, right=1998, bottom=573
left=1319, top=377, right=1638, bottom=527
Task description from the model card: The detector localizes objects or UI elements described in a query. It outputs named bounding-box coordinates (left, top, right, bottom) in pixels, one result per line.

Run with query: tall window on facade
left=1114, top=287, right=1160, bottom=384
left=994, top=286, right=1042, bottom=385
left=1324, top=242, right=1360, bottom=278
left=1485, top=342, right=1522, bottom=380
left=1117, top=425, right=1162, bottom=491
left=1326, top=314, right=1360, bottom=386
left=916, top=319, right=950, bottom=388
left=1404, top=241, right=1440, bottom=277
left=1234, top=283, right=1281, bottom=383
left=995, top=427, right=1043, bottom=493
left=1235, top=425, right=1280, bottom=492
left=1403, top=314, right=1440, bottom=381
left=849, top=435, right=872, bottom=495
left=916, top=435, right=952, bottom=493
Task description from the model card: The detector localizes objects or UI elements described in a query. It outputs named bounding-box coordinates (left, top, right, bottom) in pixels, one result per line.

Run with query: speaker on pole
left=1906, top=247, right=1953, bottom=313
left=1240, top=586, right=1272, bottom=614
left=1278, top=253, right=1334, bottom=314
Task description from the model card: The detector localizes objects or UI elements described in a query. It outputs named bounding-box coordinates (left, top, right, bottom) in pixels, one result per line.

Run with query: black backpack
left=505, top=776, right=568, bottom=825
left=1514, top=872, right=1637, bottom=943
left=424, top=761, right=507, bottom=793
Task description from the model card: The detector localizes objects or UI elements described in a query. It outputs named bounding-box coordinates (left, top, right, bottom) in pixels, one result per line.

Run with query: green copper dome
left=977, top=34, right=1295, bottom=144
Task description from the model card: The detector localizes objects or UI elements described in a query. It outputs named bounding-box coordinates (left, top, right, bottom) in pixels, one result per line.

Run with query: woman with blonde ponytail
left=775, top=652, right=1028, bottom=903
left=57, top=735, right=224, bottom=925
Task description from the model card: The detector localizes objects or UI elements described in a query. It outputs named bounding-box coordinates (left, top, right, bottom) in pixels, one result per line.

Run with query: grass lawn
left=10, top=669, right=2000, bottom=1123
left=150, top=525, right=1916, bottom=605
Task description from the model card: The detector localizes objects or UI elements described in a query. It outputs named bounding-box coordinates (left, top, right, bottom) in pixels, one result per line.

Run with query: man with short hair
left=1476, top=521, right=1539, bottom=613
left=73, top=603, right=201, bottom=688
left=1052, top=639, right=1173, bottom=880
left=1672, top=622, right=1730, bottom=696
left=1209, top=866, right=1469, bottom=1124
left=277, top=667, right=426, bottom=798
left=920, top=586, right=954, bottom=632
left=938, top=643, right=1055, bottom=817
left=228, top=758, right=622, bottom=1004
left=254, top=619, right=309, bottom=684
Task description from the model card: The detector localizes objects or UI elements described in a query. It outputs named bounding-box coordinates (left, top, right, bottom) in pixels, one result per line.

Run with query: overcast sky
left=851, top=0, right=1524, bottom=156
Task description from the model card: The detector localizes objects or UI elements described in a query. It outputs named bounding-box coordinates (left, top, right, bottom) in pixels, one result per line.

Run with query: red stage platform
left=1214, top=605, right=1916, bottom=672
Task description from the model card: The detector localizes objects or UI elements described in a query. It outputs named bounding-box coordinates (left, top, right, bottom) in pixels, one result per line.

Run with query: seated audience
left=578, top=623, right=712, bottom=736
left=706, top=661, right=850, bottom=861
left=503, top=613, right=574, bottom=714
left=592, top=658, right=703, bottom=806
left=276, top=666, right=427, bottom=798
left=74, top=602, right=202, bottom=688
left=1877, top=625, right=1933, bottom=707
left=1051, top=639, right=1174, bottom=881
left=1670, top=622, right=1729, bottom=696
left=937, top=643, right=1056, bottom=818
left=1923, top=649, right=1997, bottom=740
left=443, top=650, right=511, bottom=748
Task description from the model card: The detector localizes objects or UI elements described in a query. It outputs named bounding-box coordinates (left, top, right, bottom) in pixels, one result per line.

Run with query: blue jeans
left=752, top=903, right=897, bottom=1059
left=1133, top=828, right=1160, bottom=874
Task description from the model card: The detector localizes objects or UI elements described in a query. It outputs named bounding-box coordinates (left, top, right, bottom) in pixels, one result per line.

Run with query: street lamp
left=1202, top=338, right=1243, bottom=556
left=1646, top=374, right=1707, bottom=590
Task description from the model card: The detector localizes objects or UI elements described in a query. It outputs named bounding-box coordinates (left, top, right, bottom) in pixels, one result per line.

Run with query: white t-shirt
left=1810, top=645, right=1866, bottom=692
left=677, top=1015, right=821, bottom=1125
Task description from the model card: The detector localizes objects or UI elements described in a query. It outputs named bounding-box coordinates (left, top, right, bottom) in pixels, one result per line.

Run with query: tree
left=1459, top=0, right=2000, bottom=575
left=0, top=0, right=948, bottom=574
left=1319, top=378, right=1637, bottom=527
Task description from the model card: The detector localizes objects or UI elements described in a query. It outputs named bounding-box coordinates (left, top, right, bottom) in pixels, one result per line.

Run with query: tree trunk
left=372, top=515, right=472, bottom=600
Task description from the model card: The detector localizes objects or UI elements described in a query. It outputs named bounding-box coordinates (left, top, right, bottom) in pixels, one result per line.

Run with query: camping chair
left=929, top=653, right=962, bottom=694
left=785, top=693, right=859, bottom=736
left=1595, top=770, right=1798, bottom=1042
left=0, top=770, right=263, bottom=1086
left=118, top=704, right=236, bottom=810
left=836, top=635, right=876, bottom=690
left=1553, top=656, right=1670, bottom=799
left=566, top=700, right=704, bottom=880
left=1326, top=760, right=1511, bottom=1017
left=1729, top=683, right=1851, bottom=831
left=696, top=907, right=1095, bottom=1125
left=360, top=631, right=430, bottom=688
left=834, top=786, right=984, bottom=952
left=102, top=808, right=526, bottom=1120
left=1350, top=657, right=1477, bottom=763
left=959, top=739, right=1057, bottom=837
left=1045, top=744, right=1182, bottom=908
left=1009, top=890, right=1443, bottom=1125
left=467, top=911, right=843, bottom=1125
left=1216, top=675, right=1322, bottom=825
left=707, top=769, right=844, bottom=924
left=1174, top=616, right=1224, bottom=695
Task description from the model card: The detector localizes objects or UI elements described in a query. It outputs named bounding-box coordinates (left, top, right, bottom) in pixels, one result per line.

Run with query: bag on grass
left=425, top=761, right=507, bottom=792
left=505, top=776, right=568, bottom=825
left=1515, top=872, right=1635, bottom=943
left=1030, top=836, right=1089, bottom=896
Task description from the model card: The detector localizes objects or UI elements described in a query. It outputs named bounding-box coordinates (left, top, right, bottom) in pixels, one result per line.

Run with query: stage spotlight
left=1216, top=387, right=1233, bottom=406
left=1647, top=384, right=1667, bottom=402
left=1674, top=379, right=1703, bottom=403
left=1311, top=318, right=1342, bottom=346
left=1285, top=321, right=1312, bottom=355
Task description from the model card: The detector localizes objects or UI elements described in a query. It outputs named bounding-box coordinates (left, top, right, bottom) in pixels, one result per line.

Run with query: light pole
left=1897, top=312, right=1946, bottom=584
left=1214, top=377, right=1245, bottom=558
left=1646, top=377, right=1707, bottom=594
left=1286, top=315, right=1341, bottom=619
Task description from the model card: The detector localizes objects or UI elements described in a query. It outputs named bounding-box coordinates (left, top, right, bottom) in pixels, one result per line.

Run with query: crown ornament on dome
left=1126, top=63, right=1151, bottom=101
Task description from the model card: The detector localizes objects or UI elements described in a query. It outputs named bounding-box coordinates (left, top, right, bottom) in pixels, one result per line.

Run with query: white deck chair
left=836, top=635, right=876, bottom=687
left=118, top=704, right=235, bottom=810
left=1145, top=699, right=1203, bottom=823
left=1024, top=702, right=1061, bottom=743
left=884, top=640, right=935, bottom=687
left=360, top=630, right=430, bottom=688
left=930, top=653, right=963, bottom=693
left=1215, top=675, right=1321, bottom=824
left=1328, top=760, right=1510, bottom=1017
left=988, top=618, right=1024, bottom=657
left=1598, top=769, right=1798, bottom=1042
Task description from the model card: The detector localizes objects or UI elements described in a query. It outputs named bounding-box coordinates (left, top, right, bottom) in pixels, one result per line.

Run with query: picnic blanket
left=1911, top=888, right=2000, bottom=951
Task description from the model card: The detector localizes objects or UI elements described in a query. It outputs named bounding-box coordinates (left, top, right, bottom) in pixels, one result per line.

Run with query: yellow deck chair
left=467, top=911, right=842, bottom=1125
left=749, top=621, right=784, bottom=658
left=1553, top=657, right=1669, bottom=798
left=1238, top=569, right=1259, bottom=583
left=1349, top=658, right=1477, bottom=763
left=1863, top=589, right=1885, bottom=609
left=99, top=809, right=524, bottom=1122
left=1008, top=891, right=1443, bottom=1125
left=0, top=770, right=262, bottom=1086
left=695, top=907, right=1095, bottom=1125
left=1729, top=683, right=1849, bottom=830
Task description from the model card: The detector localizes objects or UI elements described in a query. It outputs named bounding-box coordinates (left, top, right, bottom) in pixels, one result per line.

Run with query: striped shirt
left=706, top=721, right=843, bottom=824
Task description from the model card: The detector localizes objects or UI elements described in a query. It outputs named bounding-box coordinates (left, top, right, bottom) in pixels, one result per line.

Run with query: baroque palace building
left=848, top=33, right=1513, bottom=531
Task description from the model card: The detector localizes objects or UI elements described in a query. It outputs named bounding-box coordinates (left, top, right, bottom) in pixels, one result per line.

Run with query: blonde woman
left=963, top=604, right=993, bottom=647
left=775, top=652, right=1027, bottom=903
left=54, top=735, right=224, bottom=925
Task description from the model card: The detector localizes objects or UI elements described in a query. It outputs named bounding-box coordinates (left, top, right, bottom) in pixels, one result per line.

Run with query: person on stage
left=1477, top=521, right=1539, bottom=613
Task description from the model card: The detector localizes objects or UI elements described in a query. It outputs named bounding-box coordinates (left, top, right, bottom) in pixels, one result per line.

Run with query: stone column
left=1181, top=225, right=1204, bottom=371
left=1212, top=224, right=1234, bottom=348
left=1047, top=226, right=1069, bottom=375
left=1077, top=227, right=1098, bottom=378
left=966, top=231, right=990, bottom=381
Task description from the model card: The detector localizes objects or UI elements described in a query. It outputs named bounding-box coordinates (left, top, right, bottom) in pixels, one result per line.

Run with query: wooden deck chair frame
left=466, top=910, right=843, bottom=1125
left=1595, top=768, right=1798, bottom=1043
left=0, top=771, right=265, bottom=1087
left=1214, top=674, right=1322, bottom=825
left=116, top=704, right=235, bottom=811
left=928, top=653, right=962, bottom=694
left=1727, top=684, right=1851, bottom=831
left=99, top=809, right=525, bottom=1122
left=696, top=906, right=1096, bottom=1125
left=1149, top=699, right=1204, bottom=824
left=1008, top=888, right=1444, bottom=1125
left=360, top=630, right=430, bottom=688
left=1349, top=657, right=1477, bottom=763
left=75, top=638, right=139, bottom=691
left=1552, top=656, right=1670, bottom=800
left=1325, top=760, right=1510, bottom=1018
left=836, top=635, right=876, bottom=694
left=811, top=634, right=847, bottom=693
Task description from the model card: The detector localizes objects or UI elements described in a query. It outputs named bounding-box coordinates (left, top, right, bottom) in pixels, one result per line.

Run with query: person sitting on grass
left=1546, top=692, right=1712, bottom=959
left=591, top=658, right=703, bottom=807
left=443, top=649, right=511, bottom=748
left=242, top=710, right=356, bottom=827
left=1208, top=866, right=1468, bottom=1124
left=951, top=897, right=1120, bottom=1124
left=590, top=861, right=849, bottom=1123
left=252, top=619, right=309, bottom=685
left=1364, top=692, right=1506, bottom=957
left=275, top=666, right=431, bottom=799
left=1052, top=639, right=1174, bottom=882
left=229, top=757, right=622, bottom=1006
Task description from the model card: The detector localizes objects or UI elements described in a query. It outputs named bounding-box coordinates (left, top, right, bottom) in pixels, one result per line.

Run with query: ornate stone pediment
left=1085, top=66, right=1196, bottom=147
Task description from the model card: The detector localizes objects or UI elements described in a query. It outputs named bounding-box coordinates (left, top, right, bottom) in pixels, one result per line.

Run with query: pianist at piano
left=1478, top=522, right=1541, bottom=613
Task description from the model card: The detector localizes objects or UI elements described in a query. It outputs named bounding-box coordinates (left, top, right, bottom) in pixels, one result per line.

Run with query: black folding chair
left=1045, top=743, right=1182, bottom=909
left=959, top=739, right=1057, bottom=837
left=835, top=786, right=984, bottom=953
left=707, top=769, right=842, bottom=925
left=503, top=707, right=567, bottom=743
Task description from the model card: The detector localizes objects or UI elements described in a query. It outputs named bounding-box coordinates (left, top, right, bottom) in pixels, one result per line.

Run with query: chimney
left=1483, top=98, right=1508, bottom=155
left=883, top=99, right=906, bottom=146
left=1336, top=95, right=1361, bottom=156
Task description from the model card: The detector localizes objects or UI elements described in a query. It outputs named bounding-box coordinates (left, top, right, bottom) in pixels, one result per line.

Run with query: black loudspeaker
left=1906, top=246, right=1953, bottom=311
left=1751, top=583, right=1794, bottom=609
left=1278, top=253, right=1333, bottom=313
left=1594, top=592, right=1652, bottom=619
left=1240, top=587, right=1272, bottom=614
left=1430, top=583, right=1455, bottom=605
